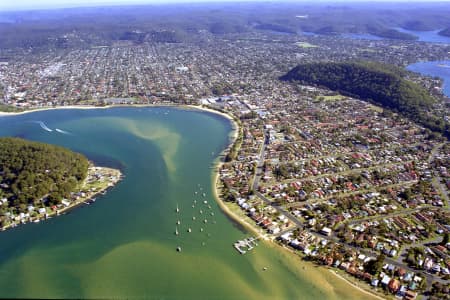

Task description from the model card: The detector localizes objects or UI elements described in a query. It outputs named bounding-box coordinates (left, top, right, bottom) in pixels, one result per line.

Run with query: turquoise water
left=407, top=60, right=450, bottom=97
left=0, top=107, right=371, bottom=299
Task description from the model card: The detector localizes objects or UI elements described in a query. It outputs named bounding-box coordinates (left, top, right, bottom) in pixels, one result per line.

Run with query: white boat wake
left=30, top=121, right=73, bottom=135
left=55, top=128, right=71, bottom=135
left=33, top=121, right=53, bottom=132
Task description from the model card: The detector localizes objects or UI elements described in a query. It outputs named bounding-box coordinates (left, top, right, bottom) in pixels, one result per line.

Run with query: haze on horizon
left=2, top=0, right=450, bottom=12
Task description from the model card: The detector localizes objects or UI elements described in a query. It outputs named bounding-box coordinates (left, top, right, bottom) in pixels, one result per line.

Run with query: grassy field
left=0, top=103, right=23, bottom=112
left=76, top=99, right=101, bottom=105
left=361, top=48, right=377, bottom=53
left=316, top=95, right=347, bottom=101
left=296, top=42, right=318, bottom=48
left=368, top=104, right=383, bottom=112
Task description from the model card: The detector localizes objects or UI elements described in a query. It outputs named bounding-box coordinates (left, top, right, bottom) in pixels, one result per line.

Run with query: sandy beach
left=0, top=103, right=235, bottom=120
left=1, top=103, right=385, bottom=299
left=205, top=105, right=385, bottom=300
left=0, top=105, right=105, bottom=116
left=328, top=270, right=386, bottom=300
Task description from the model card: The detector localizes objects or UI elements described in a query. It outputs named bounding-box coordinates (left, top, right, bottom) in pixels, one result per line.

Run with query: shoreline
left=205, top=105, right=273, bottom=241
left=1, top=103, right=386, bottom=299
left=0, top=103, right=179, bottom=117
left=0, top=103, right=231, bottom=118
left=206, top=106, right=386, bottom=300
left=328, top=270, right=386, bottom=300
left=274, top=241, right=387, bottom=300
left=1, top=165, right=122, bottom=232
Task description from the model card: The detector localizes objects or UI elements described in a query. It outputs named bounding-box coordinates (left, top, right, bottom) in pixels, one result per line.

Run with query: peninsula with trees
left=0, top=137, right=122, bottom=230
left=281, top=61, right=449, bottom=137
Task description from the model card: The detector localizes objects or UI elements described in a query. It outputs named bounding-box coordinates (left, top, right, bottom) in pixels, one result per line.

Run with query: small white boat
left=192, top=216, right=196, bottom=220
left=176, top=203, right=179, bottom=213
left=176, top=220, right=181, bottom=225
left=200, top=228, right=204, bottom=232
left=175, top=227, right=179, bottom=235
left=176, top=246, right=181, bottom=252
left=204, top=219, right=208, bottom=224
left=188, top=228, right=192, bottom=233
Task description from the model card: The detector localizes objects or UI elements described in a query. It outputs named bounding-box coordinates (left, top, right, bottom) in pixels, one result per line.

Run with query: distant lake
left=341, top=33, right=384, bottom=41
left=336, top=28, right=450, bottom=43
left=264, top=30, right=294, bottom=36
left=299, top=31, right=318, bottom=36
left=0, top=107, right=371, bottom=299
left=407, top=60, right=450, bottom=97
left=395, top=27, right=450, bottom=44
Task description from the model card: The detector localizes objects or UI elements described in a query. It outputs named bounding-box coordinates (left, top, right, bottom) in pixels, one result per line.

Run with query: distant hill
left=281, top=62, right=448, bottom=136
left=402, top=20, right=434, bottom=31
left=209, top=22, right=247, bottom=35
left=0, top=137, right=89, bottom=210
left=254, top=23, right=296, bottom=34
left=315, top=26, right=339, bottom=35
left=438, top=27, right=450, bottom=37
left=1, top=3, right=450, bottom=50
left=148, top=30, right=186, bottom=43
left=366, top=26, right=418, bottom=40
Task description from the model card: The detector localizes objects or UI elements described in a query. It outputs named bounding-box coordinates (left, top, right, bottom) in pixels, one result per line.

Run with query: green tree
left=0, top=137, right=89, bottom=211
left=366, top=253, right=385, bottom=275
left=442, top=233, right=450, bottom=246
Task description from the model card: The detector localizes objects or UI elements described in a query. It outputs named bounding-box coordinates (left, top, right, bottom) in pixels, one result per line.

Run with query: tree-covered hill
left=0, top=137, right=89, bottom=210
left=281, top=62, right=448, bottom=136
left=438, top=27, right=450, bottom=37
left=2, top=3, right=450, bottom=50
left=366, top=27, right=418, bottom=40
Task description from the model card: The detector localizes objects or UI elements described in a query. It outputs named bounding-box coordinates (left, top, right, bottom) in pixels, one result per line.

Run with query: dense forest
left=366, top=26, right=417, bottom=40
left=0, top=137, right=89, bottom=211
left=281, top=62, right=449, bottom=137
left=1, top=2, right=450, bottom=50
left=254, top=23, right=297, bottom=34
